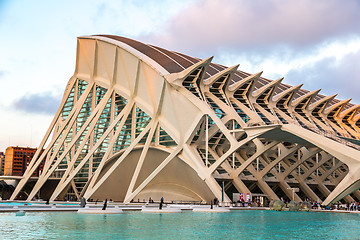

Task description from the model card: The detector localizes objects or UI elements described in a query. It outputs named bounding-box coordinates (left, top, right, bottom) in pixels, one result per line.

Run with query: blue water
left=0, top=210, right=359, bottom=239
left=0, top=202, right=78, bottom=206
left=0, top=202, right=32, bottom=206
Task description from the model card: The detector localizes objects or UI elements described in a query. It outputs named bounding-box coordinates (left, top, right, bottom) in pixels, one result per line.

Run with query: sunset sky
left=1, top=0, right=360, bottom=151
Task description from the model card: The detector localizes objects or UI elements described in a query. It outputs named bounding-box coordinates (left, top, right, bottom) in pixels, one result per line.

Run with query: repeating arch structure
left=11, top=35, right=360, bottom=205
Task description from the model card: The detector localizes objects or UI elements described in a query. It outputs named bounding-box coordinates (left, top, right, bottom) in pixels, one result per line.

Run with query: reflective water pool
left=0, top=202, right=78, bottom=206
left=0, top=202, right=33, bottom=206
left=0, top=210, right=359, bottom=239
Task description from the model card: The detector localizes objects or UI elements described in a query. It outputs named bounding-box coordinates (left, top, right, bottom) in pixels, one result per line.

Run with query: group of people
left=310, top=200, right=322, bottom=209
left=348, top=201, right=359, bottom=211
left=235, top=197, right=258, bottom=207
left=298, top=199, right=360, bottom=211
left=329, top=201, right=360, bottom=211
left=146, top=197, right=165, bottom=209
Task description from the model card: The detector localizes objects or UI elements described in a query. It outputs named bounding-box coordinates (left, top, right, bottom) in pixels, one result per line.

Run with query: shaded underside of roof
left=94, top=35, right=353, bottom=110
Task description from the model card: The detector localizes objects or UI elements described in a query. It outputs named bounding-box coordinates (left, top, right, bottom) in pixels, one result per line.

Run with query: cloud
left=137, top=0, right=360, bottom=104
left=12, top=92, right=61, bottom=115
left=284, top=49, right=360, bottom=104
left=142, top=0, right=360, bottom=57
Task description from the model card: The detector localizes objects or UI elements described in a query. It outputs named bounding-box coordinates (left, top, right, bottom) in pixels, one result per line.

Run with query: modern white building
left=11, top=35, right=360, bottom=205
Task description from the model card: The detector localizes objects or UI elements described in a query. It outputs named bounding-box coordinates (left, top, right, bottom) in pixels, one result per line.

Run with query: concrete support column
left=298, top=181, right=320, bottom=202
left=256, top=179, right=279, bottom=201
left=232, top=177, right=251, bottom=195
left=351, top=190, right=360, bottom=201
left=316, top=182, right=331, bottom=198
left=205, top=177, right=231, bottom=203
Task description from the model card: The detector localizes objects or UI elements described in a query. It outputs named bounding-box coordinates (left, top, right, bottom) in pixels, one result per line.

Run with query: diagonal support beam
left=123, top=145, right=183, bottom=203
left=86, top=100, right=135, bottom=192
left=259, top=144, right=302, bottom=178
left=278, top=148, right=321, bottom=180
left=83, top=118, right=155, bottom=199
left=26, top=88, right=112, bottom=201
left=11, top=82, right=94, bottom=200
left=49, top=103, right=135, bottom=201
left=207, top=127, right=278, bottom=176
left=124, top=121, right=158, bottom=201
left=234, top=141, right=279, bottom=177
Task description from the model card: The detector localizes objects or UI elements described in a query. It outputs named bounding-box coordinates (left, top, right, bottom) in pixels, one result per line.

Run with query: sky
left=0, top=0, right=360, bottom=152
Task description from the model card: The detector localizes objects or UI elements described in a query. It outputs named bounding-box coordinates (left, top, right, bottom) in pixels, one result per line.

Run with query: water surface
left=0, top=210, right=358, bottom=239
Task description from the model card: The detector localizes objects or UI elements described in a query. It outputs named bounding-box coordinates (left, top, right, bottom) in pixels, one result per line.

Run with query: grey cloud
left=12, top=92, right=61, bottom=115
left=141, top=0, right=360, bottom=57
left=284, top=50, right=360, bottom=104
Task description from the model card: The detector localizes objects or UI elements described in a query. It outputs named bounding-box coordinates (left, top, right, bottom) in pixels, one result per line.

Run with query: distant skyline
left=1, top=0, right=360, bottom=151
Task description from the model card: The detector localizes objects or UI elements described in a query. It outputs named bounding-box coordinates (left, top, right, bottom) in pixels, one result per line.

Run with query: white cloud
left=143, top=0, right=360, bottom=57
left=140, top=0, right=360, bottom=105
left=216, top=36, right=360, bottom=78
left=284, top=49, right=360, bottom=103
